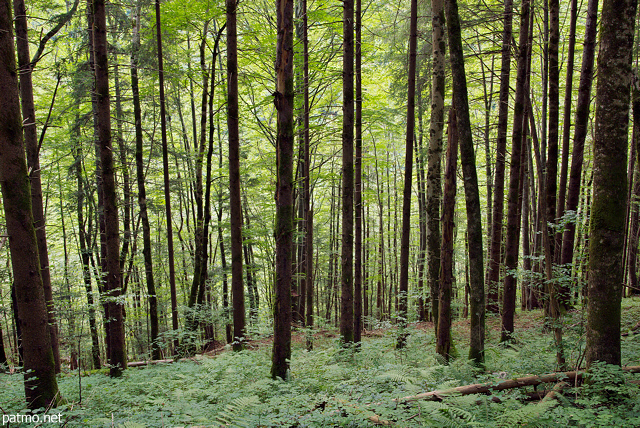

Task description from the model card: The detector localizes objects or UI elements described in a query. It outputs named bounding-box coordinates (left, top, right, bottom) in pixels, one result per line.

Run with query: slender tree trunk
left=586, top=0, right=637, bottom=367
left=0, top=0, right=60, bottom=404
left=12, top=0, right=61, bottom=373
left=628, top=91, right=640, bottom=296
left=561, top=0, right=598, bottom=270
left=444, top=0, right=485, bottom=365
left=340, top=0, right=355, bottom=344
left=397, top=0, right=417, bottom=349
left=354, top=0, right=363, bottom=345
left=486, top=0, right=513, bottom=314
left=93, top=0, right=125, bottom=377
left=555, top=0, right=578, bottom=266
left=130, top=4, right=160, bottom=361
left=227, top=0, right=246, bottom=351
left=436, top=108, right=458, bottom=362
left=428, top=0, right=445, bottom=329
left=272, top=0, right=294, bottom=379
left=501, top=0, right=531, bottom=341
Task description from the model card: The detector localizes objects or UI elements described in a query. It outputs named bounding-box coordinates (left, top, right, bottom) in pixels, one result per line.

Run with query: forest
left=1, top=0, right=640, bottom=423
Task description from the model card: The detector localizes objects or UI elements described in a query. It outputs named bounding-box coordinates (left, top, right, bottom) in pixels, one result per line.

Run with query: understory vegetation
left=2, top=299, right=639, bottom=427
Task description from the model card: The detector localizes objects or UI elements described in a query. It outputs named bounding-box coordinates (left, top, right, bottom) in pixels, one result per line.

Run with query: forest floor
left=2, top=298, right=640, bottom=427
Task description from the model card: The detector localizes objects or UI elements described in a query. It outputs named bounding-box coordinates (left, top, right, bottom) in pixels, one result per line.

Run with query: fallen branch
left=395, top=366, right=640, bottom=402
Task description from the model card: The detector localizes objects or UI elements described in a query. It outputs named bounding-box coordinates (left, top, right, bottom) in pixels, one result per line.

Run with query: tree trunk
left=560, top=0, right=599, bottom=269
left=93, top=0, right=125, bottom=377
left=397, top=0, right=417, bottom=349
left=586, top=0, right=637, bottom=367
left=628, top=91, right=640, bottom=296
left=444, top=0, right=485, bottom=365
left=436, top=108, right=458, bottom=361
left=500, top=0, right=531, bottom=341
left=271, top=0, right=294, bottom=379
left=340, top=0, right=355, bottom=344
left=486, top=0, right=513, bottom=314
left=0, top=0, right=60, bottom=404
left=155, top=0, right=179, bottom=354
left=131, top=3, right=160, bottom=361
left=12, top=0, right=61, bottom=373
left=227, top=0, right=246, bottom=351
left=354, top=0, right=363, bottom=345
left=428, top=0, right=445, bottom=329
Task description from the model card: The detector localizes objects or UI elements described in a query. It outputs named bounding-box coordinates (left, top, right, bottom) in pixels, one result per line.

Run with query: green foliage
left=3, top=306, right=640, bottom=427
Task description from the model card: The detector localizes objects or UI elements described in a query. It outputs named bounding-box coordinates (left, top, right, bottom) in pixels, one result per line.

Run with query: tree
left=0, top=0, right=59, bottom=406
left=271, top=0, right=294, bottom=379
left=340, top=0, right=355, bottom=344
left=93, top=0, right=126, bottom=377
left=437, top=107, right=458, bottom=361
left=397, top=0, right=417, bottom=349
left=13, top=0, right=63, bottom=373
left=427, top=0, right=445, bottom=330
left=486, top=0, right=513, bottom=314
left=444, top=0, right=485, bottom=365
left=227, top=0, right=246, bottom=352
left=501, top=0, right=531, bottom=342
left=586, top=0, right=637, bottom=367
left=133, top=2, right=159, bottom=360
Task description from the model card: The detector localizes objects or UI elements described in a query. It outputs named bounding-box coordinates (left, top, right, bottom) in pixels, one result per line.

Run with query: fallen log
left=127, top=358, right=175, bottom=368
left=395, top=366, right=640, bottom=403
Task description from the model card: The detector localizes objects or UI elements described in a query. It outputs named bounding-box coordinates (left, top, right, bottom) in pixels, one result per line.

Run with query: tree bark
left=271, top=0, right=294, bottom=379
left=586, top=0, right=637, bottom=367
left=500, top=0, right=531, bottom=341
left=354, top=0, right=363, bottom=345
left=12, top=0, right=61, bottom=374
left=444, top=0, right=485, bottom=365
left=0, top=0, right=60, bottom=404
left=560, top=0, right=599, bottom=269
left=396, top=0, right=417, bottom=349
left=486, top=0, right=513, bottom=314
left=437, top=108, right=458, bottom=362
left=340, top=0, right=355, bottom=344
left=227, top=0, right=246, bottom=351
left=93, top=0, right=126, bottom=377
left=427, top=0, right=445, bottom=329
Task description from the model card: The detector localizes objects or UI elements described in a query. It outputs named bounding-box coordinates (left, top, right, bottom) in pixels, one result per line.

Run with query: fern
left=215, top=395, right=263, bottom=427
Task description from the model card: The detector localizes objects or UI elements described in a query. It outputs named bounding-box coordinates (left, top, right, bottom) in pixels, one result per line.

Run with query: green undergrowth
left=1, top=298, right=639, bottom=427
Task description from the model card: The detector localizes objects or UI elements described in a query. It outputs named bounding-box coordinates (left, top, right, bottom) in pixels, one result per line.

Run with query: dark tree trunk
left=227, top=0, right=246, bottom=351
left=560, top=0, right=599, bottom=269
left=12, top=0, right=61, bottom=373
left=0, top=0, right=60, bottom=404
left=586, top=0, right=637, bottom=367
left=428, top=0, right=445, bottom=329
left=271, top=0, right=294, bottom=379
left=155, top=0, right=179, bottom=354
left=486, top=0, right=513, bottom=314
left=93, top=0, right=126, bottom=377
left=501, top=0, right=531, bottom=341
left=354, top=0, right=363, bottom=345
left=131, top=4, right=160, bottom=361
left=444, top=0, right=485, bottom=365
left=555, top=0, right=578, bottom=266
left=545, top=0, right=560, bottom=265
left=436, top=108, right=458, bottom=362
left=397, top=0, right=417, bottom=349
left=340, top=0, right=355, bottom=344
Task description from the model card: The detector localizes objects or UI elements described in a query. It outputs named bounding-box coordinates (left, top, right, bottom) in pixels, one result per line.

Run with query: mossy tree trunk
left=444, top=0, right=485, bottom=365
left=93, top=0, right=126, bottom=377
left=340, top=0, right=355, bottom=344
left=272, top=0, right=294, bottom=379
left=0, top=0, right=60, bottom=405
left=586, top=0, right=637, bottom=367
left=427, top=0, right=445, bottom=330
